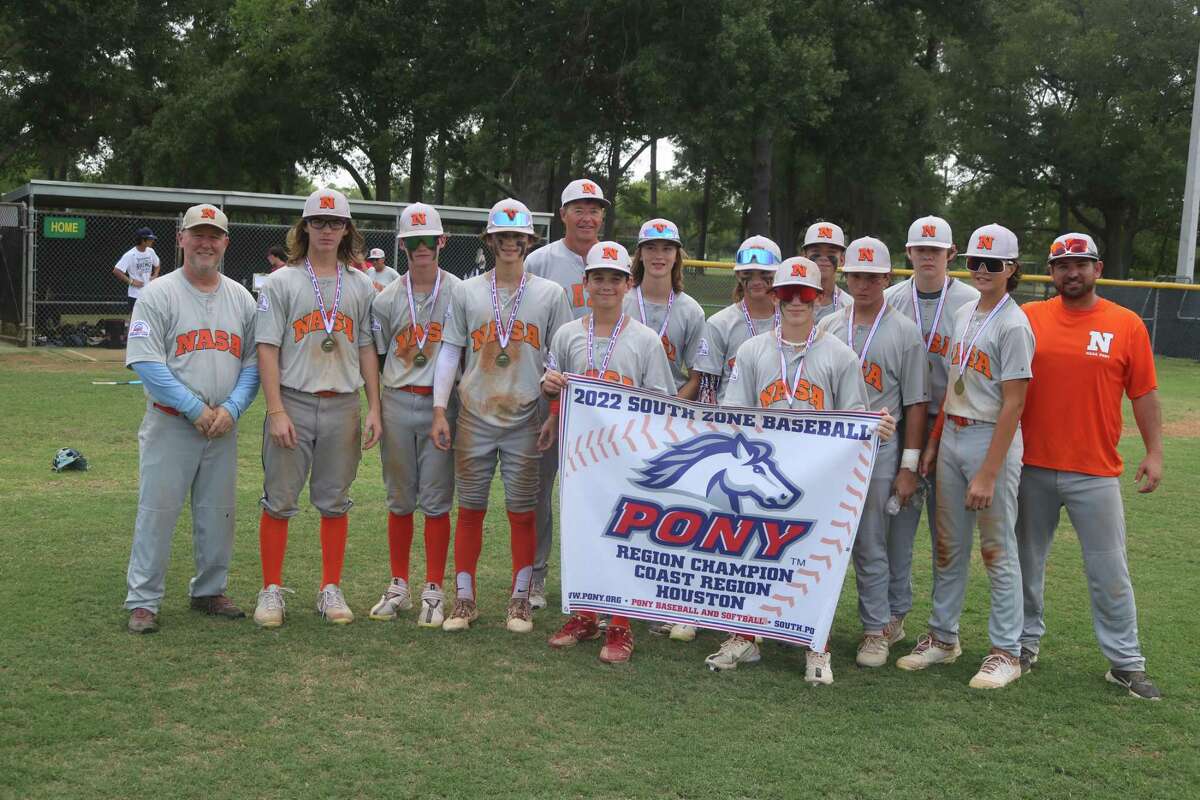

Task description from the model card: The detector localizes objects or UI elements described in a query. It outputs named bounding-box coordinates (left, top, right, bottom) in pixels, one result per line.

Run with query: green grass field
left=1, top=349, right=1197, bottom=800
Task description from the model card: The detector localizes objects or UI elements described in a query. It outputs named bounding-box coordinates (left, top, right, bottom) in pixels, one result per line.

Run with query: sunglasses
left=490, top=209, right=533, bottom=228
left=966, top=258, right=1008, bottom=273
left=403, top=235, right=440, bottom=251
left=775, top=285, right=820, bottom=304
left=307, top=217, right=348, bottom=231
left=641, top=226, right=680, bottom=242
left=1049, top=238, right=1094, bottom=258
left=735, top=247, right=780, bottom=266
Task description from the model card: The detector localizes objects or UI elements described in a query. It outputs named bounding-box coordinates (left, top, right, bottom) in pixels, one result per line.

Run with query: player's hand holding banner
left=558, top=375, right=880, bottom=651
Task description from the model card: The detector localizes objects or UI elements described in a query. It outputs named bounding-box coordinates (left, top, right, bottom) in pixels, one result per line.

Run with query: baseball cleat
left=529, top=579, right=547, bottom=611
left=883, top=615, right=906, bottom=645
left=416, top=583, right=445, bottom=628
left=127, top=607, right=159, bottom=634
left=1105, top=669, right=1162, bottom=700
left=704, top=635, right=760, bottom=671
left=647, top=621, right=675, bottom=637
left=669, top=624, right=698, bottom=642
left=548, top=614, right=601, bottom=648
left=442, top=598, right=478, bottom=632
left=599, top=625, right=634, bottom=664
left=856, top=634, right=890, bottom=668
left=896, top=633, right=961, bottom=671
left=316, top=583, right=354, bottom=625
left=1019, top=646, right=1038, bottom=674
left=506, top=598, right=534, bottom=633
left=189, top=594, right=246, bottom=619
left=253, top=584, right=292, bottom=628
left=805, top=649, right=834, bottom=685
left=968, top=649, right=1022, bottom=689
left=368, top=578, right=412, bottom=621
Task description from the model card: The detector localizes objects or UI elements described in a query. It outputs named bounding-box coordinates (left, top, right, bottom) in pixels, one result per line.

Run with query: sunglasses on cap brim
left=1049, top=238, right=1096, bottom=259
left=966, top=258, right=1010, bottom=273
left=641, top=227, right=680, bottom=243
left=735, top=248, right=780, bottom=266
left=490, top=210, right=533, bottom=228
left=774, top=285, right=821, bottom=304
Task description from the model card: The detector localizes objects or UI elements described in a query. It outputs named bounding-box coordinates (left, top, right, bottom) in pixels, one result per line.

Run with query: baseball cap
left=1048, top=232, right=1099, bottom=262
left=803, top=221, right=846, bottom=249
left=398, top=202, right=444, bottom=237
left=561, top=178, right=610, bottom=208
left=367, top=247, right=386, bottom=260
left=484, top=198, right=536, bottom=236
left=843, top=236, right=892, bottom=273
left=302, top=188, right=352, bottom=219
left=180, top=204, right=228, bottom=233
left=964, top=223, right=1019, bottom=260
left=585, top=241, right=632, bottom=275
left=734, top=235, right=783, bottom=271
left=637, top=218, right=682, bottom=246
left=906, top=215, right=953, bottom=249
left=135, top=226, right=157, bottom=240
left=773, top=257, right=822, bottom=290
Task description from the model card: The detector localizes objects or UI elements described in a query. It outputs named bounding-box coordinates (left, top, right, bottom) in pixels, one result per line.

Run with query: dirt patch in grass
left=1123, top=413, right=1200, bottom=439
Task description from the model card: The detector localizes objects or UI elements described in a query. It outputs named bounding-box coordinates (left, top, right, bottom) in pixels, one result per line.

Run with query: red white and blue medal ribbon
left=587, top=313, right=627, bottom=377
left=777, top=324, right=819, bottom=408
left=304, top=258, right=342, bottom=341
left=405, top=268, right=443, bottom=352
left=636, top=287, right=675, bottom=338
left=740, top=300, right=781, bottom=339
left=490, top=269, right=528, bottom=353
left=956, top=294, right=1010, bottom=382
left=910, top=276, right=949, bottom=348
left=846, top=303, right=887, bottom=369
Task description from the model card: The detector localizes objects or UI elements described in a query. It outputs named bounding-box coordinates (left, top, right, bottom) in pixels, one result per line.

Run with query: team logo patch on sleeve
left=128, top=320, right=151, bottom=339
left=256, top=293, right=269, bottom=312
left=371, top=316, right=382, bottom=332
left=697, top=337, right=709, bottom=358
left=728, top=364, right=739, bottom=383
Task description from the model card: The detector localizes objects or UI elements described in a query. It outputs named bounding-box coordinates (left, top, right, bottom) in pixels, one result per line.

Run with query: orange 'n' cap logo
left=201, top=208, right=216, bottom=220
left=602, top=246, right=619, bottom=260
left=503, top=207, right=518, bottom=220
left=921, top=224, right=936, bottom=238
left=858, top=247, right=875, bottom=263
left=411, top=212, right=426, bottom=225
left=319, top=196, right=336, bottom=210
left=818, top=225, right=833, bottom=239
left=582, top=182, right=597, bottom=194
left=653, top=223, right=666, bottom=232
left=977, top=235, right=994, bottom=250
left=791, top=263, right=808, bottom=277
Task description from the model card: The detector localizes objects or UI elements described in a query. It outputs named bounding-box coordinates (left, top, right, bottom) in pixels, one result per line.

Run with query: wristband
left=901, top=449, right=920, bottom=471
left=266, top=408, right=286, bottom=416
left=549, top=399, right=561, bottom=416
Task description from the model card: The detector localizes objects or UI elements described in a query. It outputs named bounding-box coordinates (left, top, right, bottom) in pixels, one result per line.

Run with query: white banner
left=558, top=375, right=880, bottom=650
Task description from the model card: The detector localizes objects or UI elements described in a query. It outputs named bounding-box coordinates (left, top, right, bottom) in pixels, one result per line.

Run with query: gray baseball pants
left=380, top=388, right=455, bottom=516
left=260, top=388, right=360, bottom=518
left=852, top=442, right=898, bottom=634
left=454, top=409, right=540, bottom=512
left=887, top=416, right=938, bottom=619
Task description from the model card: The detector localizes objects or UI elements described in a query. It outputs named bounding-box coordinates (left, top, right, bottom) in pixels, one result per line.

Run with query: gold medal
left=496, top=350, right=511, bottom=367
left=954, top=376, right=965, bottom=395
left=413, top=351, right=428, bottom=367
left=321, top=336, right=335, bottom=353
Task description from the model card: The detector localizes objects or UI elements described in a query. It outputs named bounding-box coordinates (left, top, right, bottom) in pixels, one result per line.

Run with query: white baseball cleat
left=505, top=598, right=534, bottom=633
left=883, top=614, right=906, bottom=645
left=968, top=649, right=1023, bottom=689
left=529, top=579, right=547, bottom=610
left=896, top=633, right=962, bottom=671
left=856, top=634, right=890, bottom=668
left=442, top=598, right=478, bottom=632
left=704, top=635, right=761, bottom=671
left=416, top=583, right=445, bottom=628
left=253, top=584, right=292, bottom=628
left=368, top=578, right=412, bottom=621
left=805, top=649, right=834, bottom=685
left=669, top=624, right=698, bottom=642
left=317, top=583, right=354, bottom=625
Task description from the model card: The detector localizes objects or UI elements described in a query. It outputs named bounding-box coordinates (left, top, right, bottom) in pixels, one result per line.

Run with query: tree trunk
left=697, top=165, right=713, bottom=260
left=605, top=133, right=622, bottom=239
left=1100, top=204, right=1138, bottom=279
left=748, top=131, right=773, bottom=236
left=649, top=137, right=658, bottom=212
left=408, top=124, right=427, bottom=203
left=548, top=149, right=572, bottom=241
left=772, top=137, right=795, bottom=252
left=434, top=131, right=447, bottom=205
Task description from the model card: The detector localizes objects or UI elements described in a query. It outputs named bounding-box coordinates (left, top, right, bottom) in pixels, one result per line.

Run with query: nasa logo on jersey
left=1086, top=330, right=1114, bottom=358
left=128, top=319, right=151, bottom=339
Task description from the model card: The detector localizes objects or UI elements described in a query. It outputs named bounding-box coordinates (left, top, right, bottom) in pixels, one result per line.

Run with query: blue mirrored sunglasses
left=491, top=210, right=532, bottom=228
left=735, top=247, right=780, bottom=266
left=641, top=225, right=679, bottom=241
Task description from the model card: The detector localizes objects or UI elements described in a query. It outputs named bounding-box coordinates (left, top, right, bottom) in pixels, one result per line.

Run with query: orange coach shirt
left=1021, top=296, right=1157, bottom=477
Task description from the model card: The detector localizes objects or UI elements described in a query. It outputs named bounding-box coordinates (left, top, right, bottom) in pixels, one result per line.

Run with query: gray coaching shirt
left=126, top=270, right=258, bottom=405
left=942, top=297, right=1035, bottom=423
left=442, top=270, right=573, bottom=428
left=255, top=263, right=376, bottom=394
left=372, top=269, right=462, bottom=389
left=525, top=239, right=590, bottom=319
left=693, top=302, right=779, bottom=403
left=547, top=315, right=675, bottom=396
left=817, top=304, right=929, bottom=415
left=725, top=329, right=866, bottom=412
left=884, top=277, right=980, bottom=414
left=368, top=265, right=401, bottom=291
left=621, top=289, right=706, bottom=392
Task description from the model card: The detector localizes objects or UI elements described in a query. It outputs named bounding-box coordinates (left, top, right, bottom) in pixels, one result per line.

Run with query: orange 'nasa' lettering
left=759, top=378, right=825, bottom=410
left=927, top=331, right=950, bottom=357
left=951, top=342, right=993, bottom=379
left=660, top=334, right=677, bottom=363
left=569, top=283, right=593, bottom=309
left=175, top=328, right=243, bottom=358
left=469, top=320, right=541, bottom=352
left=393, top=322, right=443, bottom=354
left=582, top=368, right=634, bottom=386
left=861, top=362, right=883, bottom=392
left=291, top=311, right=355, bottom=343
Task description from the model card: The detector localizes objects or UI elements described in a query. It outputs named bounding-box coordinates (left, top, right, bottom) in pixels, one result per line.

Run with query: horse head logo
left=633, top=432, right=801, bottom=514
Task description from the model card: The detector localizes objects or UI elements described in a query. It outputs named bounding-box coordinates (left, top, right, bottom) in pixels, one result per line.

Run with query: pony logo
left=977, top=235, right=994, bottom=251
left=921, top=224, right=936, bottom=238
left=790, top=262, right=808, bottom=277
left=582, top=181, right=598, bottom=194
left=200, top=207, right=216, bottom=220
left=817, top=225, right=833, bottom=239
left=857, top=247, right=875, bottom=263
left=633, top=432, right=800, bottom=514
left=319, top=195, right=336, bottom=210
left=602, top=246, right=620, bottom=261
left=410, top=212, right=427, bottom=226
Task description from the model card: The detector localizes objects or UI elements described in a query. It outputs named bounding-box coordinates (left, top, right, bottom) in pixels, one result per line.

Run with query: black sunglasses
left=966, top=258, right=1008, bottom=273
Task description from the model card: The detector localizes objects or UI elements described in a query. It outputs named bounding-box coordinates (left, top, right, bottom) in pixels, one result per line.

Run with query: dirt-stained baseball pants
left=380, top=388, right=455, bottom=516
left=533, top=435, right=557, bottom=583
left=1016, top=466, right=1146, bottom=671
left=887, top=416, right=938, bottom=619
left=125, top=405, right=237, bottom=612
left=454, top=409, right=540, bottom=512
left=851, top=442, right=898, bottom=634
left=260, top=388, right=360, bottom=518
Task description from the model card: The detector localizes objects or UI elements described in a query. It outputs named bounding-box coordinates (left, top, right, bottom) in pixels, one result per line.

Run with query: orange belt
left=154, top=403, right=180, bottom=417
left=314, top=390, right=339, bottom=398
left=948, top=414, right=979, bottom=427
left=395, top=385, right=433, bottom=396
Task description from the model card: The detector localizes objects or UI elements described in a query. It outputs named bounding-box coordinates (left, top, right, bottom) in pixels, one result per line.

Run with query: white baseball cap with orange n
left=561, top=178, right=610, bottom=208
left=303, top=188, right=352, bottom=219
left=843, top=236, right=892, bottom=273
left=181, top=204, right=228, bottom=233
left=585, top=241, right=632, bottom=275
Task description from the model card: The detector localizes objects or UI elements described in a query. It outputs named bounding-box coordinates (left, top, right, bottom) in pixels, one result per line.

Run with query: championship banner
left=557, top=375, right=880, bottom=651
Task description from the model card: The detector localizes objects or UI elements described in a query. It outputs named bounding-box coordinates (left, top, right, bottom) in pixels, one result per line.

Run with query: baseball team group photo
left=2, top=2, right=1198, bottom=799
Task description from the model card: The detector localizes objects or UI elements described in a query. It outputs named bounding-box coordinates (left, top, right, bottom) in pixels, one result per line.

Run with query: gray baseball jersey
left=817, top=304, right=929, bottom=416
left=693, top=302, right=780, bottom=403
left=547, top=315, right=675, bottom=395
left=115, top=246, right=161, bottom=299
left=812, top=285, right=853, bottom=324
left=724, top=329, right=867, bottom=412
left=621, top=289, right=707, bottom=392
left=255, top=264, right=377, bottom=394
left=442, top=270, right=573, bottom=428
left=372, top=269, right=462, bottom=388
left=125, top=270, right=258, bottom=404
left=369, top=265, right=401, bottom=291
left=942, top=297, right=1035, bottom=423
left=525, top=239, right=590, bottom=319
left=884, top=277, right=980, bottom=412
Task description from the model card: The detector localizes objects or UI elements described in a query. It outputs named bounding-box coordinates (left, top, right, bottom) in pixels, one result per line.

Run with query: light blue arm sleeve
left=130, top=361, right=205, bottom=421
left=220, top=365, right=260, bottom=420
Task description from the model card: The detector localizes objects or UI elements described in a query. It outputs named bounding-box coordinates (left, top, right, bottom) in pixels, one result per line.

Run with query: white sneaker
left=316, top=583, right=354, bottom=625
left=883, top=615, right=906, bottom=645
left=506, top=597, right=534, bottom=633
left=442, top=598, right=478, bottom=632
left=669, top=624, right=698, bottom=642
left=805, top=649, right=834, bottom=685
left=368, top=578, right=411, bottom=621
left=969, top=650, right=1023, bottom=689
left=416, top=583, right=445, bottom=628
left=704, top=635, right=761, bottom=671
left=896, top=633, right=962, bottom=671
left=253, top=584, right=292, bottom=628
left=856, top=634, right=890, bottom=668
left=529, top=579, right=547, bottom=610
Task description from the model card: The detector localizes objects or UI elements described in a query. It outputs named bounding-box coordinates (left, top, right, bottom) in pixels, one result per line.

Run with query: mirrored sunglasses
left=775, top=285, right=820, bottom=304
left=735, top=247, right=780, bottom=266
left=966, top=258, right=1007, bottom=273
